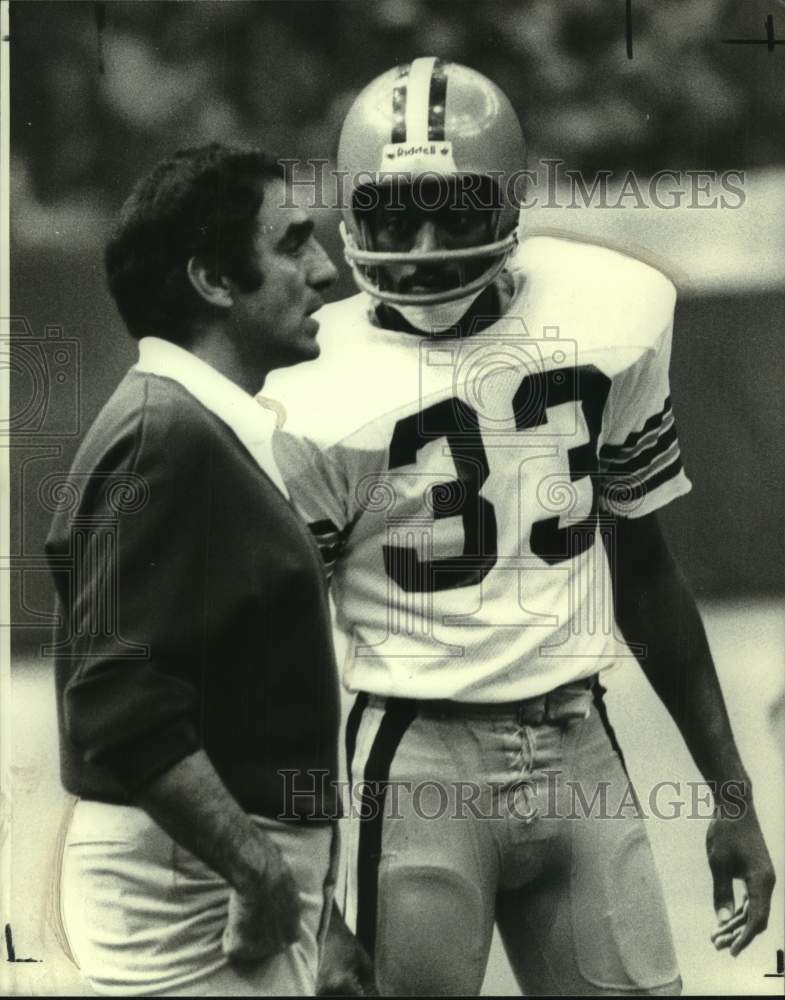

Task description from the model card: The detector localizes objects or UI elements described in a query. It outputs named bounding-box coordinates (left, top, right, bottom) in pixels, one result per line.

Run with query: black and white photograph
left=1, top=1, right=783, bottom=995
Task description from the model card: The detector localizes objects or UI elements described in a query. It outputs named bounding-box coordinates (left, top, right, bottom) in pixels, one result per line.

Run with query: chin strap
left=340, top=222, right=518, bottom=306
left=390, top=288, right=487, bottom=332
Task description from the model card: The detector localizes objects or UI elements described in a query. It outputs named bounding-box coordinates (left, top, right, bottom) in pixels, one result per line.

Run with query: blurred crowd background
left=10, top=0, right=785, bottom=211
left=8, top=0, right=785, bottom=640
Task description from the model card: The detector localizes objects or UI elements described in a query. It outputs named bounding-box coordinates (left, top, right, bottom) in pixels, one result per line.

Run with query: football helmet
left=338, top=57, right=526, bottom=306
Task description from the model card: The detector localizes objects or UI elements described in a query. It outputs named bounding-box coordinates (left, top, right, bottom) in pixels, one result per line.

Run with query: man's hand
left=222, top=834, right=301, bottom=964
left=134, top=751, right=303, bottom=966
left=707, top=804, right=776, bottom=956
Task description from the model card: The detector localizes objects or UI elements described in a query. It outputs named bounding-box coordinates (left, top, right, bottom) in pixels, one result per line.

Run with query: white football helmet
left=338, top=57, right=526, bottom=306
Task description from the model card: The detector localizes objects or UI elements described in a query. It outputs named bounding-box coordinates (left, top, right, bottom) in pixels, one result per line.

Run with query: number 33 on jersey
left=265, top=236, right=692, bottom=703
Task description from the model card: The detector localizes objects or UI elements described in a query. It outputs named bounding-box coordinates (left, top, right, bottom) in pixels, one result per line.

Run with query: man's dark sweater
left=45, top=370, right=340, bottom=820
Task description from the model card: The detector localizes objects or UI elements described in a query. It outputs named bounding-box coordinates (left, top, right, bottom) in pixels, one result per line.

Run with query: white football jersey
left=265, top=236, right=692, bottom=701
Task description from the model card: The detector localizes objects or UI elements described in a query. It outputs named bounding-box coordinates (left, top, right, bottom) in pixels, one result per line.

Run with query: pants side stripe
left=592, top=680, right=629, bottom=777
left=355, top=698, right=417, bottom=959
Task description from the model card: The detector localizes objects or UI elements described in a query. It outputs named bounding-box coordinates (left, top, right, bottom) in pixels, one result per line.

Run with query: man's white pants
left=60, top=800, right=336, bottom=996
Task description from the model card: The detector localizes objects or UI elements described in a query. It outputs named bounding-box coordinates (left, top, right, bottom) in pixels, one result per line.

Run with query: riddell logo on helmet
left=385, top=143, right=448, bottom=159
left=379, top=142, right=458, bottom=172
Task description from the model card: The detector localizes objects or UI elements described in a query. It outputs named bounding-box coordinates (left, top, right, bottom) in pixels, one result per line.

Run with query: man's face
left=230, top=178, right=337, bottom=370
left=365, top=179, right=496, bottom=296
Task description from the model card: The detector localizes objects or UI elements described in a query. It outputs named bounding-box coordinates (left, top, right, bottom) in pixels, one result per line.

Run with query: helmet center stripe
left=405, top=56, right=437, bottom=144
left=427, top=58, right=447, bottom=142
left=391, top=65, right=409, bottom=144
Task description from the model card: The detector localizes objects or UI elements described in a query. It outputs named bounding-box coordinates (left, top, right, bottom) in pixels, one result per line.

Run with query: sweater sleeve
left=56, top=394, right=227, bottom=793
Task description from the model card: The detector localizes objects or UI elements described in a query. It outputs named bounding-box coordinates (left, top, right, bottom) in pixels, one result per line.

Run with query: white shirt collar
left=134, top=336, right=289, bottom=498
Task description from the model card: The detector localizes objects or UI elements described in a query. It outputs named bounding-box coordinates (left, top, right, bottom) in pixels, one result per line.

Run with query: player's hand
left=222, top=835, right=301, bottom=964
left=706, top=800, right=775, bottom=957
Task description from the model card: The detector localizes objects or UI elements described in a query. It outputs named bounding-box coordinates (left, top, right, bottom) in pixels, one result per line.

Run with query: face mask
left=392, top=287, right=485, bottom=333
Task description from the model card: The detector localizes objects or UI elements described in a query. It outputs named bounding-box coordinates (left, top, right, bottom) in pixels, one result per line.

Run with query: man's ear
left=187, top=257, right=233, bottom=309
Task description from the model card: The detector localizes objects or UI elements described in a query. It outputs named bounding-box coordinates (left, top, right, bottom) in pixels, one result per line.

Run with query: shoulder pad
left=511, top=236, right=676, bottom=366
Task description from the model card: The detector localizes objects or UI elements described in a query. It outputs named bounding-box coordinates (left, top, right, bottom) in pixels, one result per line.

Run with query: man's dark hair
left=105, top=143, right=284, bottom=343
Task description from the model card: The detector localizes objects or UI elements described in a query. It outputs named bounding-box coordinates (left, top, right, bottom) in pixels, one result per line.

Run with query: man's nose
left=411, top=219, right=439, bottom=254
left=308, top=238, right=338, bottom=292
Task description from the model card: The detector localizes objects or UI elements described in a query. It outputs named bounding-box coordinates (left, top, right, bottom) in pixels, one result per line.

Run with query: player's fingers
left=711, top=895, right=747, bottom=931
left=728, top=877, right=774, bottom=957
left=711, top=927, right=743, bottom=951
left=710, top=907, right=747, bottom=942
left=729, top=920, right=759, bottom=957
left=710, top=895, right=750, bottom=950
left=710, top=869, right=735, bottom=925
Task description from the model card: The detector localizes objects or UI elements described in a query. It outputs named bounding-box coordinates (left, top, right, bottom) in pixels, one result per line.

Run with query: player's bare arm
left=133, top=749, right=301, bottom=963
left=605, top=512, right=775, bottom=956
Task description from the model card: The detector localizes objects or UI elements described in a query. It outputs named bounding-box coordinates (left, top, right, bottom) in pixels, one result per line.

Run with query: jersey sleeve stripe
left=599, top=411, right=675, bottom=466
left=308, top=518, right=352, bottom=575
left=601, top=439, right=681, bottom=500
left=616, top=455, right=684, bottom=503
left=312, top=529, right=342, bottom=545
left=599, top=421, right=678, bottom=475
left=599, top=397, right=672, bottom=458
left=635, top=437, right=681, bottom=483
left=320, top=542, right=344, bottom=564
left=310, top=518, right=341, bottom=537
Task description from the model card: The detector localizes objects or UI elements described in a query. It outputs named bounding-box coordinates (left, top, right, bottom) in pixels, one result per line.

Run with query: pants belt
left=372, top=675, right=597, bottom=726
